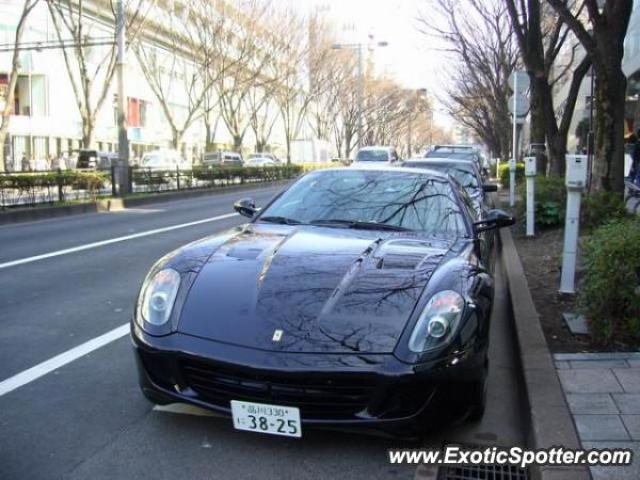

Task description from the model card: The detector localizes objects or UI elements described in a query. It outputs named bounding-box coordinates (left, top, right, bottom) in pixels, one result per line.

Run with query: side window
left=460, top=187, right=478, bottom=222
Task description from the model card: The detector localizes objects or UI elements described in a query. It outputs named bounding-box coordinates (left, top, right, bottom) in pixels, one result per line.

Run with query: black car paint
left=132, top=169, right=502, bottom=435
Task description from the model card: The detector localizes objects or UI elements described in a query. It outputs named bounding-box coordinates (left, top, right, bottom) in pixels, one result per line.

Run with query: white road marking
left=110, top=208, right=165, bottom=214
left=0, top=323, right=129, bottom=397
left=0, top=212, right=238, bottom=270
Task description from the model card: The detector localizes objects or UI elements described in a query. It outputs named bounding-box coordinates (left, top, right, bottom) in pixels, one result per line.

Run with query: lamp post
left=332, top=39, right=388, bottom=150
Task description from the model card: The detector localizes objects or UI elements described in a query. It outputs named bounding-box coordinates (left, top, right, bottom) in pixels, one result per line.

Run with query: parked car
left=132, top=166, right=514, bottom=438
left=203, top=151, right=244, bottom=167
left=140, top=149, right=190, bottom=171
left=353, top=146, right=400, bottom=164
left=75, top=150, right=119, bottom=170
left=245, top=157, right=277, bottom=167
left=425, top=145, right=486, bottom=176
left=402, top=158, right=497, bottom=212
left=248, top=152, right=280, bottom=164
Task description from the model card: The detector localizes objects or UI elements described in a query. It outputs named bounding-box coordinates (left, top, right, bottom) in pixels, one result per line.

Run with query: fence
left=0, top=164, right=304, bottom=209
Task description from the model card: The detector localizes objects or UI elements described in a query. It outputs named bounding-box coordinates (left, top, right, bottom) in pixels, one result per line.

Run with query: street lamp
left=332, top=38, right=388, bottom=150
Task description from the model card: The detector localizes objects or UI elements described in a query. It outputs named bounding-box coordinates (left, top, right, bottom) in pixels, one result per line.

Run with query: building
left=623, top=0, right=640, bottom=134
left=0, top=0, right=306, bottom=171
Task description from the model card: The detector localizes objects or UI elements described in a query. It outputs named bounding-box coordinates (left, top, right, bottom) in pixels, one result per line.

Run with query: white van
left=202, top=151, right=244, bottom=167
left=353, top=146, right=400, bottom=164
left=140, top=149, right=190, bottom=170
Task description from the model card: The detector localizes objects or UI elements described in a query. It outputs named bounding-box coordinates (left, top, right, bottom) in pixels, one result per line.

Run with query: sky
left=295, top=0, right=454, bottom=128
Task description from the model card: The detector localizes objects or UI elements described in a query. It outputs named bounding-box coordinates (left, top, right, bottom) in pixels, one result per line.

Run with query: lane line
left=0, top=323, right=129, bottom=397
left=0, top=212, right=238, bottom=270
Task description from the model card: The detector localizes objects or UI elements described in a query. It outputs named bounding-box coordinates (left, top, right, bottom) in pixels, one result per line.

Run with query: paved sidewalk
left=555, top=352, right=640, bottom=480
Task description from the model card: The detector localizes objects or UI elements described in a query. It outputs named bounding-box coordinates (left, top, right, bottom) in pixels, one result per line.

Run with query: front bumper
left=132, top=323, right=486, bottom=435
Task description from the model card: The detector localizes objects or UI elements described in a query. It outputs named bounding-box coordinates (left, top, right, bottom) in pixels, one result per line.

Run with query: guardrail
left=0, top=164, right=304, bottom=210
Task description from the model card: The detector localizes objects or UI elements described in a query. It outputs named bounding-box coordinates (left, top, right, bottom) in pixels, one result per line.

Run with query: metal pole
left=28, top=57, right=33, bottom=169
left=559, top=189, right=582, bottom=294
left=116, top=0, right=130, bottom=195
left=510, top=72, right=517, bottom=207
left=526, top=176, right=535, bottom=236
left=587, top=68, right=595, bottom=191
left=357, top=45, right=363, bottom=150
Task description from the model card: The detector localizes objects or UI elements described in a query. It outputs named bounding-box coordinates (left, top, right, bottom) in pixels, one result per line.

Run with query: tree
left=420, top=0, right=517, bottom=161
left=47, top=0, right=147, bottom=149
left=546, top=0, right=633, bottom=193
left=505, top=0, right=591, bottom=176
left=0, top=0, right=40, bottom=171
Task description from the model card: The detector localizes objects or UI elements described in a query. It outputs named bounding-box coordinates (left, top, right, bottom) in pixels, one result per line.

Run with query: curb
left=0, top=180, right=289, bottom=226
left=499, top=227, right=591, bottom=480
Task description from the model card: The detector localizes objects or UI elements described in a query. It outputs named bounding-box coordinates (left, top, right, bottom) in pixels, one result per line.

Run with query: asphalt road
left=0, top=185, right=526, bottom=480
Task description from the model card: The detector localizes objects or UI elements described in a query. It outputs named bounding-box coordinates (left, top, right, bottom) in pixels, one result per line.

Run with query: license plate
left=230, top=400, right=301, bottom=438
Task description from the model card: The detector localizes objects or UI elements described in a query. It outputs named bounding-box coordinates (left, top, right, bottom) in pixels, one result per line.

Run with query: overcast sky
left=295, top=0, right=454, bottom=128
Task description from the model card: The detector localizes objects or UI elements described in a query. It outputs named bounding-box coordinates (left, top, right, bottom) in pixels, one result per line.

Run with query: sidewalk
left=555, top=352, right=640, bottom=480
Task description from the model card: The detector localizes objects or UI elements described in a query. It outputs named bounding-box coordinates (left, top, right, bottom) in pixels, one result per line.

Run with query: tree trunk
left=233, top=135, right=243, bottom=153
left=82, top=116, right=95, bottom=149
left=528, top=81, right=548, bottom=174
left=592, top=67, right=626, bottom=193
left=172, top=129, right=182, bottom=150
left=285, top=135, right=291, bottom=165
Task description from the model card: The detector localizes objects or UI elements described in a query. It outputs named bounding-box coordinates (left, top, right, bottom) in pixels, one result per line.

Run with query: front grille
left=181, top=359, right=375, bottom=419
left=438, top=464, right=529, bottom=480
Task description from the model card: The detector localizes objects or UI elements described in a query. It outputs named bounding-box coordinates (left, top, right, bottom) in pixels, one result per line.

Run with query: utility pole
left=116, top=0, right=130, bottom=195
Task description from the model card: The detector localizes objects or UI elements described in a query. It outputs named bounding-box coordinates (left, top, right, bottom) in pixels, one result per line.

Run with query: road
left=0, top=184, right=526, bottom=480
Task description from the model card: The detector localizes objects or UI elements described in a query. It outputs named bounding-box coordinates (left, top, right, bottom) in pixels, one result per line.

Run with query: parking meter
left=560, top=155, right=588, bottom=294
left=524, top=156, right=536, bottom=237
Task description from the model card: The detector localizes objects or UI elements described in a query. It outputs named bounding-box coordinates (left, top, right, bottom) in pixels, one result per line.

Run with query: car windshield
left=404, top=162, right=479, bottom=193
left=257, top=169, right=467, bottom=235
left=355, top=150, right=389, bottom=162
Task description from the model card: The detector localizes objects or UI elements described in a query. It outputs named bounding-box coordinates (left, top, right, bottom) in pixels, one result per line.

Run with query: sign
left=508, top=71, right=530, bottom=92
left=509, top=94, right=530, bottom=117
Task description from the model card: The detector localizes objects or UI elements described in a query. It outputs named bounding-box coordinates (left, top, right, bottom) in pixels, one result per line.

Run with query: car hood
left=177, top=224, right=456, bottom=354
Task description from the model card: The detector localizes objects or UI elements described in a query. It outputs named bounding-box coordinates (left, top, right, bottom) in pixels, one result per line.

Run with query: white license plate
left=230, top=400, right=301, bottom=438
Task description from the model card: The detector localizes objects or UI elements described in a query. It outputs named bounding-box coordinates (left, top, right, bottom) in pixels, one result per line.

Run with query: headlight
left=137, top=268, right=181, bottom=328
left=408, top=290, right=465, bottom=353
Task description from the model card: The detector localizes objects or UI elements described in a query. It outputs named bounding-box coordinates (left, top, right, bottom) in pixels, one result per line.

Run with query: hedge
left=0, top=171, right=107, bottom=192
left=498, top=162, right=525, bottom=185
left=515, top=175, right=627, bottom=230
left=579, top=218, right=640, bottom=345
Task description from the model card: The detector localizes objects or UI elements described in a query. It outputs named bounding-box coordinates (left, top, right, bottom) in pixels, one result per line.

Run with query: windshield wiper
left=310, top=219, right=412, bottom=232
left=258, top=215, right=305, bottom=225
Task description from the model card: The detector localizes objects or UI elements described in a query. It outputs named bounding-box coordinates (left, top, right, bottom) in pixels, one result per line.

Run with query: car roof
left=320, top=164, right=452, bottom=180
left=405, top=158, right=478, bottom=169
left=357, top=146, right=394, bottom=151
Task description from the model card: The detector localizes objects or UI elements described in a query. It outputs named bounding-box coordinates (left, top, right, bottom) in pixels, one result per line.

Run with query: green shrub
left=579, top=218, right=640, bottom=345
left=516, top=175, right=566, bottom=229
left=581, top=191, right=627, bottom=231
left=498, top=163, right=525, bottom=186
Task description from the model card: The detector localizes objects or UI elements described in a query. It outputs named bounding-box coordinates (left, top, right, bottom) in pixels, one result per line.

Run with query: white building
left=0, top=0, right=300, bottom=171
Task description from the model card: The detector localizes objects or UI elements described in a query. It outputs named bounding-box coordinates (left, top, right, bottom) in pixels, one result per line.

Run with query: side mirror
left=474, top=209, right=515, bottom=233
left=482, top=183, right=498, bottom=192
left=234, top=198, right=258, bottom=218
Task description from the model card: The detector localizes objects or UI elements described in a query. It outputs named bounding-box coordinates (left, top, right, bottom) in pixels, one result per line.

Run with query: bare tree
left=505, top=0, right=591, bottom=176
left=47, top=0, right=148, bottom=149
left=419, top=0, right=517, bottom=161
left=0, top=0, right=40, bottom=171
left=546, top=0, right=632, bottom=193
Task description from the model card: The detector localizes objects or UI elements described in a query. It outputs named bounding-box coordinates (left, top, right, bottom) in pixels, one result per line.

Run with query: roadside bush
left=516, top=175, right=566, bottom=229
left=579, top=218, right=640, bottom=345
left=581, top=191, right=627, bottom=231
left=498, top=162, right=524, bottom=186
left=0, top=171, right=107, bottom=192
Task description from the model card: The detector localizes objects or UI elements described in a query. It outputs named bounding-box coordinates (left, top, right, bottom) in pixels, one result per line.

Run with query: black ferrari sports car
left=131, top=166, right=514, bottom=438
